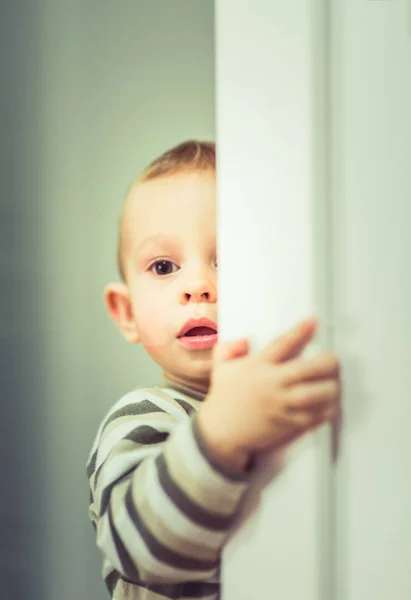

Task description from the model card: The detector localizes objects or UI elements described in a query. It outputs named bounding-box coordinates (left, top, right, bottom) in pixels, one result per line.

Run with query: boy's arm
left=87, top=389, right=252, bottom=585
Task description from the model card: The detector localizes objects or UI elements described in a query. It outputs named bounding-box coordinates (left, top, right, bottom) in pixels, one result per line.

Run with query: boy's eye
left=150, top=260, right=177, bottom=276
left=149, top=258, right=218, bottom=276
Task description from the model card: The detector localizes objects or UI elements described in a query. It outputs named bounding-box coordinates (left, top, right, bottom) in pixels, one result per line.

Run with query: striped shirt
left=86, top=373, right=252, bottom=599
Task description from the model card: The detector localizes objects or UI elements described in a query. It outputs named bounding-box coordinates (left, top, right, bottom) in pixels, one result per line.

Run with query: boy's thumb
left=212, top=338, right=249, bottom=363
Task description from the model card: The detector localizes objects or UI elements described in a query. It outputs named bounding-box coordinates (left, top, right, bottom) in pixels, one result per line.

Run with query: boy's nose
left=180, top=280, right=217, bottom=304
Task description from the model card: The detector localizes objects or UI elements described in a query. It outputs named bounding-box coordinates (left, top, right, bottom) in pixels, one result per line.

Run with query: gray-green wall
left=1, top=2, right=214, bottom=598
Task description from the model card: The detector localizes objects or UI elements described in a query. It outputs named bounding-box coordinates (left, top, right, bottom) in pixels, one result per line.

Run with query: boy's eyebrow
left=134, top=233, right=218, bottom=259
left=134, top=234, right=180, bottom=256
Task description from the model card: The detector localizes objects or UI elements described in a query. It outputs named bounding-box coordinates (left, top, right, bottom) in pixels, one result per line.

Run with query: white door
left=216, top=1, right=411, bottom=599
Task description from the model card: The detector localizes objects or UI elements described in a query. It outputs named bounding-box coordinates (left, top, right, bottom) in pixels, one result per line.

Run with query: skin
left=105, top=169, right=218, bottom=396
left=106, top=168, right=342, bottom=472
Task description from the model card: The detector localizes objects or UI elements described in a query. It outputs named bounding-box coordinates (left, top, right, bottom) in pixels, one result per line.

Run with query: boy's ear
left=104, top=283, right=140, bottom=344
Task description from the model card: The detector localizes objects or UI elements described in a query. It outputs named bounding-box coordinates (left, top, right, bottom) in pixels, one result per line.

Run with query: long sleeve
left=86, top=386, right=251, bottom=586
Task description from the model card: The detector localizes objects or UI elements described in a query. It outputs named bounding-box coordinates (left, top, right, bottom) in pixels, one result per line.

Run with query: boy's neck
left=161, top=371, right=209, bottom=402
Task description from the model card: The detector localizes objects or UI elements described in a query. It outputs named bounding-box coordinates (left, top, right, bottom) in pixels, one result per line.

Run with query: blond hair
left=117, top=140, right=215, bottom=281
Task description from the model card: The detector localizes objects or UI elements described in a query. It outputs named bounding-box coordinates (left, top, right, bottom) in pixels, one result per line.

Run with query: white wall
left=332, top=3, right=411, bottom=599
left=216, top=1, right=411, bottom=599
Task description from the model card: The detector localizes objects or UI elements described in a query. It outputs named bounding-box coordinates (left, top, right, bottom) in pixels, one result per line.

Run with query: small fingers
left=259, top=318, right=318, bottom=364
left=285, top=379, right=341, bottom=410
left=280, top=352, right=340, bottom=386
left=285, top=401, right=339, bottom=431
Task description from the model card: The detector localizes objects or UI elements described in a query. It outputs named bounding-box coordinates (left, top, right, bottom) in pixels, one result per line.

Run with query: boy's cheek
left=135, top=308, right=174, bottom=350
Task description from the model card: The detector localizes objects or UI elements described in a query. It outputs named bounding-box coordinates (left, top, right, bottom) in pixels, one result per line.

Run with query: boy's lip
left=177, top=317, right=218, bottom=338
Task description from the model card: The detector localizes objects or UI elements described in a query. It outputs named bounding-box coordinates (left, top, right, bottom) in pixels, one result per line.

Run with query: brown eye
left=150, top=260, right=177, bottom=276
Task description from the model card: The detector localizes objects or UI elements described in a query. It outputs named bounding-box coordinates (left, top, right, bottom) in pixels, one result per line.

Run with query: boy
left=86, top=140, right=341, bottom=599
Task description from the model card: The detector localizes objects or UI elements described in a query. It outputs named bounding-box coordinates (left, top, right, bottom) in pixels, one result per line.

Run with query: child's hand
left=197, top=318, right=341, bottom=471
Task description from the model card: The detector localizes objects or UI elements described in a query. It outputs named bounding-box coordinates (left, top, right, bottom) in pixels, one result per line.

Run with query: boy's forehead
left=121, top=171, right=216, bottom=256
left=127, top=171, right=215, bottom=218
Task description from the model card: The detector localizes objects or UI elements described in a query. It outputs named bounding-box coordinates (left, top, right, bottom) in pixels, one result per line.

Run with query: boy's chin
left=178, top=355, right=214, bottom=376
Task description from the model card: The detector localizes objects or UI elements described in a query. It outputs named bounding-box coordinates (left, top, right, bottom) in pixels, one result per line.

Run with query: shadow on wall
left=0, top=3, right=48, bottom=599
left=1, top=1, right=216, bottom=599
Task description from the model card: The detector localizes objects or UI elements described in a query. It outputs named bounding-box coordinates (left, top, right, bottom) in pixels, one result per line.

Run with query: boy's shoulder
left=86, top=383, right=202, bottom=470
left=107, top=383, right=201, bottom=421
left=92, top=383, right=202, bottom=445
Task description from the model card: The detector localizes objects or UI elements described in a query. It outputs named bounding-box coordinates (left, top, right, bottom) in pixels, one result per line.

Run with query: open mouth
left=183, top=327, right=217, bottom=337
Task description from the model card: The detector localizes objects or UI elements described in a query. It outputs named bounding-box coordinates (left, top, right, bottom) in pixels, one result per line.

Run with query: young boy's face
left=105, top=170, right=218, bottom=395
